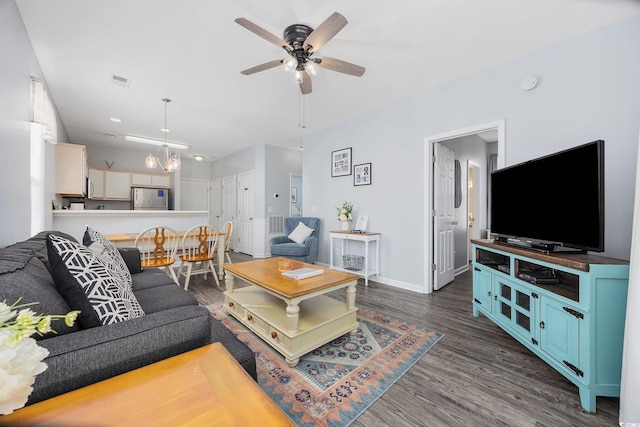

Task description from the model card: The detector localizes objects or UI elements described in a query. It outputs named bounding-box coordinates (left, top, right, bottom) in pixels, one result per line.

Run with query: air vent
left=111, top=74, right=131, bottom=88
left=268, top=216, right=284, bottom=234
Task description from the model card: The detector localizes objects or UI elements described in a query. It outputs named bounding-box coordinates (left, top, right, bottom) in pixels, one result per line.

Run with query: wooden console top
left=472, top=239, right=628, bottom=272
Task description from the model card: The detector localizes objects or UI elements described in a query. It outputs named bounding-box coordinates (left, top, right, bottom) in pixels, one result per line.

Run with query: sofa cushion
left=270, top=242, right=310, bottom=257
left=131, top=268, right=178, bottom=292
left=117, top=247, right=142, bottom=274
left=46, top=234, right=145, bottom=329
left=0, top=255, right=79, bottom=339
left=134, top=284, right=198, bottom=314
left=288, top=221, right=314, bottom=244
left=83, top=226, right=132, bottom=288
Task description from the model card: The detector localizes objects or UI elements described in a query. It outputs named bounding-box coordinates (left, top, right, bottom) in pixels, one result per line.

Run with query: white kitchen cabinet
left=88, top=168, right=105, bottom=199
left=105, top=170, right=131, bottom=200
left=151, top=174, right=171, bottom=187
left=131, top=173, right=152, bottom=186
left=131, top=172, right=171, bottom=188
left=55, top=143, right=87, bottom=197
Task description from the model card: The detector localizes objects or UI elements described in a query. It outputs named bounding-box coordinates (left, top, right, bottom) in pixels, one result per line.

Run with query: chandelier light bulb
left=295, top=70, right=303, bottom=84
left=145, top=153, right=158, bottom=168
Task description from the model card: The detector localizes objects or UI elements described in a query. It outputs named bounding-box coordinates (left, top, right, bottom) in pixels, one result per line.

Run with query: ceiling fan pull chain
left=298, top=91, right=306, bottom=129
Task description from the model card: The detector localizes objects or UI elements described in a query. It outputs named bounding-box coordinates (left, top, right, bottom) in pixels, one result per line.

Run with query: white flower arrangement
left=336, top=201, right=353, bottom=223
left=0, top=299, right=79, bottom=415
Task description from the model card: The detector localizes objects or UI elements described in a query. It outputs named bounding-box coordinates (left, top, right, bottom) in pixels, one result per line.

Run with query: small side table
left=329, top=231, right=381, bottom=286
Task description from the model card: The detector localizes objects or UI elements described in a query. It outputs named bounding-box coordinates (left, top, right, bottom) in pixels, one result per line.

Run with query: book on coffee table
left=281, top=267, right=324, bottom=280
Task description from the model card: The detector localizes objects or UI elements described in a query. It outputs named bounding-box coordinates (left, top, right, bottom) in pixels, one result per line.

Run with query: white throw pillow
left=288, top=221, right=314, bottom=244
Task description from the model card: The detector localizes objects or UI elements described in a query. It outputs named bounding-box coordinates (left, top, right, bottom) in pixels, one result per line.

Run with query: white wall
left=211, top=143, right=302, bottom=256
left=0, top=1, right=70, bottom=247
left=303, top=17, right=640, bottom=291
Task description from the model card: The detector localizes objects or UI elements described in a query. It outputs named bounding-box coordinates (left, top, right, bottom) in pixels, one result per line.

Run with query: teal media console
left=471, top=239, right=629, bottom=412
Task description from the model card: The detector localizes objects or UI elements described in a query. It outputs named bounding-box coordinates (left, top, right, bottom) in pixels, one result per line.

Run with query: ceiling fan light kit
left=235, top=12, right=365, bottom=95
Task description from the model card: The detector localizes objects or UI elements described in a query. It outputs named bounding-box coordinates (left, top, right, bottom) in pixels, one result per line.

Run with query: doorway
left=290, top=174, right=302, bottom=217
left=424, top=120, right=505, bottom=293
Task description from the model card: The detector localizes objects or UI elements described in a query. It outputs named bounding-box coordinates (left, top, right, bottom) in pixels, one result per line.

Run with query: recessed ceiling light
left=160, top=128, right=170, bottom=133
left=110, top=117, right=121, bottom=122
left=193, top=155, right=205, bottom=161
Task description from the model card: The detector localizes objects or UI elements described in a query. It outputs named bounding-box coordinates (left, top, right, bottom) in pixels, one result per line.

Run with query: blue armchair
left=269, top=217, right=320, bottom=264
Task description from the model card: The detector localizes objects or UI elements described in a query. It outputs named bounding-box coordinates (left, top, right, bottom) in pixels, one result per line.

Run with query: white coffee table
left=223, top=257, right=359, bottom=367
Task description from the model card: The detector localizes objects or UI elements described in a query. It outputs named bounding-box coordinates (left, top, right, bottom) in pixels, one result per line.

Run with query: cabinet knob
left=228, top=302, right=234, bottom=307
left=539, top=321, right=545, bottom=329
left=247, top=315, right=253, bottom=321
left=271, top=331, right=277, bottom=339
left=488, top=291, right=491, bottom=297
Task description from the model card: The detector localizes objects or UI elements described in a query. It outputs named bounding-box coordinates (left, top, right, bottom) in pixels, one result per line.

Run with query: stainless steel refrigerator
left=131, top=187, right=169, bottom=210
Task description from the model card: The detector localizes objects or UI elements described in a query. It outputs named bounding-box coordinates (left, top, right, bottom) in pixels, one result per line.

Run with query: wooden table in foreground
left=223, top=257, right=359, bottom=367
left=1, top=343, right=292, bottom=427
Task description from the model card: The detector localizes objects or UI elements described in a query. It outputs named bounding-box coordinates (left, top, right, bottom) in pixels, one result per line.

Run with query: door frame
left=424, top=120, right=506, bottom=294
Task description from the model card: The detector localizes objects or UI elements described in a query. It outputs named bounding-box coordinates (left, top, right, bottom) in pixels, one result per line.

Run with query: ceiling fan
left=235, top=12, right=365, bottom=95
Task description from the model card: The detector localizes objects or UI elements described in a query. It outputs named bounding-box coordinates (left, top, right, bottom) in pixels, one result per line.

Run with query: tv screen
left=490, top=140, right=604, bottom=253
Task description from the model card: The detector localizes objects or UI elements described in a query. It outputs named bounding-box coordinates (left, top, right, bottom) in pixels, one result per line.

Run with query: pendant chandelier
left=145, top=98, right=181, bottom=172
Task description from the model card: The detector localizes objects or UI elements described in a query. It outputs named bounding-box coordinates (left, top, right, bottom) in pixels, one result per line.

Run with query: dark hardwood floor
left=184, top=253, right=619, bottom=427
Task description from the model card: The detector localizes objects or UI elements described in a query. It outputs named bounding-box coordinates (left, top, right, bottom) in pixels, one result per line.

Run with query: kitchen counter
left=53, top=210, right=207, bottom=216
left=52, top=210, right=209, bottom=243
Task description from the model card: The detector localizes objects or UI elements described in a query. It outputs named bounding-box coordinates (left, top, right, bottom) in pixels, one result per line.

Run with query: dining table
left=105, top=230, right=227, bottom=278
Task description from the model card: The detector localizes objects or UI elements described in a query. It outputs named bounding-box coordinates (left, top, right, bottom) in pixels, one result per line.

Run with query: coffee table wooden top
left=224, top=257, right=359, bottom=298
left=1, top=343, right=292, bottom=427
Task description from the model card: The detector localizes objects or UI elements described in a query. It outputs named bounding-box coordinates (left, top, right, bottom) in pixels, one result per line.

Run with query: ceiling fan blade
left=235, top=18, right=291, bottom=52
left=299, top=70, right=312, bottom=95
left=304, top=12, right=348, bottom=54
left=240, top=59, right=283, bottom=75
left=315, top=56, right=365, bottom=77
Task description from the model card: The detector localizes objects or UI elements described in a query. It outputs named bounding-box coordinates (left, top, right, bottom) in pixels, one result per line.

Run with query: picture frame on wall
left=354, top=162, right=372, bottom=186
left=331, top=148, right=352, bottom=177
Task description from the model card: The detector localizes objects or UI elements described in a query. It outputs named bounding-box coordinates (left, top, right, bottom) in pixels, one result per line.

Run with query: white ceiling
left=16, top=0, right=640, bottom=161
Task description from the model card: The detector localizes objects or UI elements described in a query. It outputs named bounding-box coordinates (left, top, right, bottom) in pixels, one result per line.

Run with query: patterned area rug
left=209, top=304, right=444, bottom=427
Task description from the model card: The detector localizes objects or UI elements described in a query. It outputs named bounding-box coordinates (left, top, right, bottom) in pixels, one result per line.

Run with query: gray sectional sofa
left=0, top=231, right=255, bottom=405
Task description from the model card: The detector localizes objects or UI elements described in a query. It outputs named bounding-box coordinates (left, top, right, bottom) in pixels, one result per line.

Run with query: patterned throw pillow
left=47, top=233, right=144, bottom=329
left=83, top=226, right=132, bottom=288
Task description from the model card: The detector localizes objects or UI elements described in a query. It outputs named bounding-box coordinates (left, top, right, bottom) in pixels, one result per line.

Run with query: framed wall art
left=331, top=148, right=352, bottom=177
left=354, top=162, right=372, bottom=186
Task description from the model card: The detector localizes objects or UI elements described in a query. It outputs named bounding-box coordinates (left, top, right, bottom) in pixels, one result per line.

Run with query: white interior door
left=221, top=175, right=236, bottom=250
left=237, top=171, right=255, bottom=255
left=210, top=178, right=221, bottom=229
left=434, top=143, right=456, bottom=290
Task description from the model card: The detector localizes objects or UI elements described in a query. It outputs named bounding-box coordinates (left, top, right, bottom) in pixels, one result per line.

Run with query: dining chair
left=178, top=224, right=220, bottom=290
left=134, top=225, right=179, bottom=285
left=221, top=221, right=234, bottom=264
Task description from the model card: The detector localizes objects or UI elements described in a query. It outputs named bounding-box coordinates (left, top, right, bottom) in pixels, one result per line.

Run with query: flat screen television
left=490, top=140, right=604, bottom=253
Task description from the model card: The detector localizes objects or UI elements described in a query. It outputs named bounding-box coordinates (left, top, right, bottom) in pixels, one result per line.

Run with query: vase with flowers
left=336, top=201, right=353, bottom=231
left=0, top=299, right=79, bottom=415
